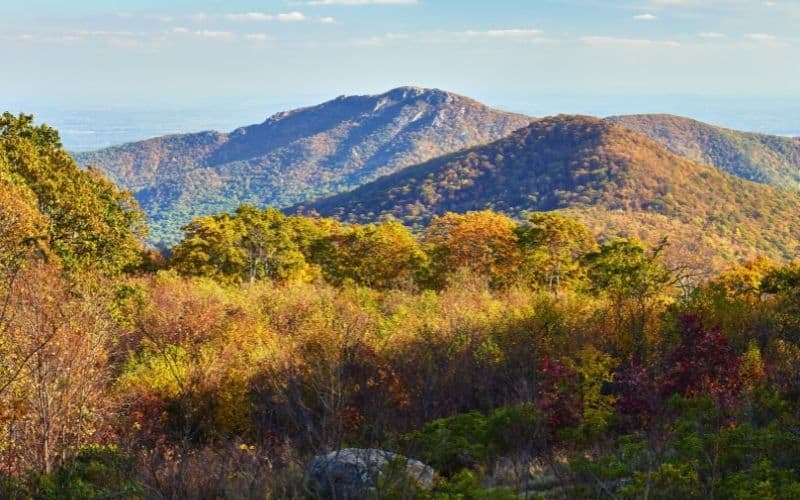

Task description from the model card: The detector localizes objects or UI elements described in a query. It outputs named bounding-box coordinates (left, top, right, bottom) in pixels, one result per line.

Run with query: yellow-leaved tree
left=424, top=211, right=521, bottom=288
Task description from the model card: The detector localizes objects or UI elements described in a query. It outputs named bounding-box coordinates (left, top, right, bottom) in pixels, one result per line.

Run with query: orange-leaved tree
left=424, top=211, right=521, bottom=288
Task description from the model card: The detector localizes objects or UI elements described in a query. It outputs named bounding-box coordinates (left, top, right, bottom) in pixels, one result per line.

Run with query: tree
left=0, top=169, right=48, bottom=341
left=661, top=315, right=742, bottom=409
left=537, top=356, right=582, bottom=432
left=762, top=262, right=800, bottom=356
left=170, top=213, right=246, bottom=282
left=312, top=221, right=427, bottom=290
left=424, top=211, right=521, bottom=288
left=0, top=264, right=114, bottom=474
left=762, top=262, right=800, bottom=294
left=712, top=256, right=776, bottom=298
left=572, top=346, right=617, bottom=438
left=234, top=206, right=311, bottom=283
left=170, top=206, right=317, bottom=284
left=516, top=213, right=596, bottom=295
left=686, top=257, right=776, bottom=352
left=0, top=168, right=46, bottom=269
left=583, top=238, right=675, bottom=360
left=613, top=357, right=658, bottom=425
left=0, top=112, right=146, bottom=276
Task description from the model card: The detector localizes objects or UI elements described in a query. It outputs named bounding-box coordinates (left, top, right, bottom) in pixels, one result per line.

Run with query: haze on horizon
left=2, top=0, right=799, bottom=147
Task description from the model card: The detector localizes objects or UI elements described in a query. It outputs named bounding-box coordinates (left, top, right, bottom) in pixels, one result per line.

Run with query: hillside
left=74, top=87, right=531, bottom=246
left=606, top=114, right=800, bottom=191
left=300, top=115, right=800, bottom=265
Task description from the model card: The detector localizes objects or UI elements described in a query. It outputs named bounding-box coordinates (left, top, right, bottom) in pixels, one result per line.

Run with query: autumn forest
left=2, top=107, right=800, bottom=499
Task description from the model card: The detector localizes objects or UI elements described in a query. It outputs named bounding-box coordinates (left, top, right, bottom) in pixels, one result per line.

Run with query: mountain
left=606, top=114, right=800, bottom=191
left=74, top=87, right=532, bottom=246
left=300, top=115, right=800, bottom=267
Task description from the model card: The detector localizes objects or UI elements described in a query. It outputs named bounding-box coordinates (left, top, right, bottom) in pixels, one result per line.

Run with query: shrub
left=37, top=445, right=142, bottom=499
left=401, top=405, right=543, bottom=477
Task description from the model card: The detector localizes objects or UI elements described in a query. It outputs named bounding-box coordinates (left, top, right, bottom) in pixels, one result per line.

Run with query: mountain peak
left=379, top=86, right=458, bottom=102
left=258, top=87, right=470, bottom=128
left=75, top=88, right=532, bottom=246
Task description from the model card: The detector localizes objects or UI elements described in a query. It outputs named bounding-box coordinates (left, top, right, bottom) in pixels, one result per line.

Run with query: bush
left=401, top=404, right=543, bottom=477
left=37, top=445, right=142, bottom=499
left=431, top=470, right=518, bottom=499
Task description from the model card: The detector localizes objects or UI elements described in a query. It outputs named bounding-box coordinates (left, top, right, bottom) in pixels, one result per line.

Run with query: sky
left=2, top=0, right=799, bottom=147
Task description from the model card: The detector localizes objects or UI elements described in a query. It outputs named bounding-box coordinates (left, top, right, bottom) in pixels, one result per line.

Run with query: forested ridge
left=302, top=115, right=800, bottom=269
left=73, top=89, right=800, bottom=254
left=4, top=113, right=800, bottom=498
left=74, top=87, right=531, bottom=247
left=607, top=113, right=800, bottom=190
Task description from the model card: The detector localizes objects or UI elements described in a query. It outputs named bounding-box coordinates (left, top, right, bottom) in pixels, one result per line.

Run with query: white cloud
left=190, top=13, right=210, bottom=22
left=320, top=16, right=337, bottom=24
left=75, top=30, right=143, bottom=37
left=2, top=34, right=34, bottom=42
left=306, top=0, right=417, bottom=4
left=647, top=0, right=791, bottom=10
left=194, top=30, right=235, bottom=39
left=173, top=27, right=190, bottom=34
left=346, top=32, right=409, bottom=46
left=743, top=33, right=790, bottom=46
left=580, top=36, right=681, bottom=47
left=482, top=29, right=543, bottom=38
left=277, top=11, right=308, bottom=21
left=634, top=13, right=658, bottom=21
left=699, top=32, right=727, bottom=38
left=334, top=28, right=559, bottom=47
left=745, top=33, right=777, bottom=40
left=47, top=35, right=82, bottom=43
left=418, top=29, right=557, bottom=45
left=649, top=0, right=739, bottom=5
left=244, top=34, right=273, bottom=41
left=225, top=12, right=275, bottom=21
left=223, top=11, right=307, bottom=22
left=5, top=30, right=166, bottom=47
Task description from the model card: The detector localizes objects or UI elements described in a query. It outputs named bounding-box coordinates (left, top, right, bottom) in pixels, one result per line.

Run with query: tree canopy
left=0, top=112, right=146, bottom=276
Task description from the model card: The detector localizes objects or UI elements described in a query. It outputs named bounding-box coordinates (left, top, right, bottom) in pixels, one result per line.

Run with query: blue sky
left=2, top=0, right=798, bottom=138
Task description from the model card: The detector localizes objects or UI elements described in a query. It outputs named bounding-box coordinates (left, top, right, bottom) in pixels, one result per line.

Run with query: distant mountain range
left=74, top=87, right=531, bottom=246
left=606, top=114, right=800, bottom=191
left=301, top=115, right=800, bottom=267
left=73, top=87, right=800, bottom=266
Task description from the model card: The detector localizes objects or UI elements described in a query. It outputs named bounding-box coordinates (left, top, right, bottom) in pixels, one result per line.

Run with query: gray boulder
left=306, top=448, right=435, bottom=498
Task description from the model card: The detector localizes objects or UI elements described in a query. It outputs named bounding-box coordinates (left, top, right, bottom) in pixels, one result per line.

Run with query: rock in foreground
left=306, top=448, right=435, bottom=498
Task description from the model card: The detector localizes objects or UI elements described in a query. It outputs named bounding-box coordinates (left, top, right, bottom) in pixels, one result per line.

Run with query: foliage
left=608, top=113, right=800, bottom=192
left=516, top=212, right=597, bottom=294
left=36, top=445, right=142, bottom=499
left=575, top=394, right=800, bottom=499
left=170, top=206, right=316, bottom=284
left=401, top=405, right=543, bottom=477
left=661, top=314, right=742, bottom=408
left=306, top=115, right=800, bottom=268
left=1, top=112, right=146, bottom=275
left=424, top=211, right=521, bottom=288
left=537, top=356, right=582, bottom=432
left=313, top=220, right=427, bottom=290
left=5, top=114, right=800, bottom=498
left=571, top=346, right=617, bottom=439
left=430, top=470, right=517, bottom=499
left=583, top=238, right=675, bottom=359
